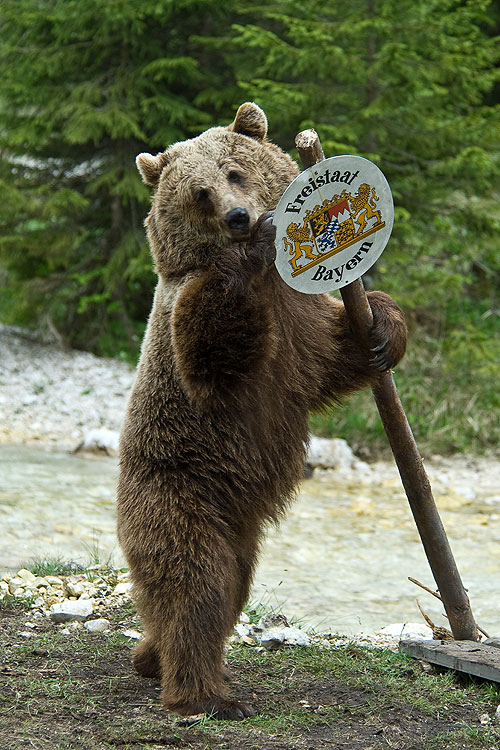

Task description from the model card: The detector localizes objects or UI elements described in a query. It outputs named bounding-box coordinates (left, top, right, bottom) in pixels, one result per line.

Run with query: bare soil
left=1, top=602, right=499, bottom=750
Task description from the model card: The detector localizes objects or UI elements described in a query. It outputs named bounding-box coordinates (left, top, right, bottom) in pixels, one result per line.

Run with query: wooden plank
left=400, top=639, right=500, bottom=683
left=484, top=638, right=500, bottom=650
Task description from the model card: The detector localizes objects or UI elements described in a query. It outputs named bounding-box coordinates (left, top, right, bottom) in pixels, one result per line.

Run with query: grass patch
left=422, top=725, right=500, bottom=749
left=28, top=556, right=86, bottom=578
left=310, top=320, right=500, bottom=458
left=1, top=602, right=499, bottom=749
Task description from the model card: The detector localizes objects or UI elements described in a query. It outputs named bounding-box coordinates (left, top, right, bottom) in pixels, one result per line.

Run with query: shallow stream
left=1, top=444, right=499, bottom=636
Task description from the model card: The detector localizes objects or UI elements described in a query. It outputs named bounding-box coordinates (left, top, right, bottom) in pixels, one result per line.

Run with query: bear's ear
left=136, top=151, right=170, bottom=187
left=228, top=102, right=268, bottom=141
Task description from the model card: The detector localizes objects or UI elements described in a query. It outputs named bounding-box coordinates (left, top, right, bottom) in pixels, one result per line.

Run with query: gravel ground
left=1, top=323, right=499, bottom=488
left=0, top=563, right=433, bottom=652
left=0, top=324, right=134, bottom=450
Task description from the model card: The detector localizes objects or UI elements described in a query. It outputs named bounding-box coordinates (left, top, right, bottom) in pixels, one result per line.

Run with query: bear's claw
left=169, top=697, right=256, bottom=722
left=369, top=338, right=398, bottom=371
left=251, top=210, right=277, bottom=267
left=366, top=291, right=407, bottom=372
left=369, top=339, right=391, bottom=371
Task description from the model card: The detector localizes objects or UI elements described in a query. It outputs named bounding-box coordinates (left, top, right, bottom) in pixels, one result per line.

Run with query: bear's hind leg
left=133, top=526, right=255, bottom=720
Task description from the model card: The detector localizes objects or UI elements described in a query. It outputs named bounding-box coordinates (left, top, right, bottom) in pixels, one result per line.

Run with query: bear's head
left=136, top=102, right=299, bottom=276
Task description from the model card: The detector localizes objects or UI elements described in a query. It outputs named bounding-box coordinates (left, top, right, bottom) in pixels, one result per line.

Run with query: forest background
left=0, top=0, right=498, bottom=457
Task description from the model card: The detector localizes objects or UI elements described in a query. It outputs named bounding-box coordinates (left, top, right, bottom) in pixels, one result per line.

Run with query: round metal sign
left=273, top=155, right=394, bottom=293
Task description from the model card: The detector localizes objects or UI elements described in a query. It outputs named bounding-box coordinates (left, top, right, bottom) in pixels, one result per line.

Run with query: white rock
left=0, top=581, right=10, bottom=598
left=260, top=628, right=286, bottom=650
left=33, top=577, right=49, bottom=588
left=113, top=582, right=132, bottom=595
left=234, top=623, right=251, bottom=638
left=378, top=622, right=433, bottom=640
left=76, top=428, right=119, bottom=456
left=281, top=626, right=311, bottom=647
left=494, top=704, right=500, bottom=724
left=79, top=587, right=98, bottom=599
left=307, top=436, right=367, bottom=472
left=238, top=612, right=250, bottom=624
left=45, top=576, right=64, bottom=585
left=17, top=568, right=37, bottom=582
left=65, top=581, right=87, bottom=597
left=8, top=577, right=26, bottom=594
left=121, top=629, right=142, bottom=640
left=260, top=626, right=311, bottom=650
left=21, top=577, right=49, bottom=591
left=257, top=612, right=290, bottom=630
left=84, top=618, right=110, bottom=633
left=49, top=599, right=93, bottom=622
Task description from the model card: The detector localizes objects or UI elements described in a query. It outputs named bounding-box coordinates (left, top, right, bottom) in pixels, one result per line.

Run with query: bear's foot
left=166, top=696, right=255, bottom=721
left=132, top=638, right=161, bottom=679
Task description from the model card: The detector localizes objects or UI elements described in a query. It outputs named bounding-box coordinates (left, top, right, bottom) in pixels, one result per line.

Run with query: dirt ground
left=1, top=601, right=500, bottom=750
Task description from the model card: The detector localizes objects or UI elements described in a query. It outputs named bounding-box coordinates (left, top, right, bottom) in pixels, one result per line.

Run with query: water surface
left=1, top=444, right=498, bottom=635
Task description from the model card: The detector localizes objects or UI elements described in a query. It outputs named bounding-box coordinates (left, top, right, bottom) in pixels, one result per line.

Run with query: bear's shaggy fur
left=117, top=102, right=407, bottom=720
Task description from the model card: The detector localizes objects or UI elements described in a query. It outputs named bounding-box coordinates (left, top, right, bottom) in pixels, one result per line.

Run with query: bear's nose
left=225, top=207, right=250, bottom=232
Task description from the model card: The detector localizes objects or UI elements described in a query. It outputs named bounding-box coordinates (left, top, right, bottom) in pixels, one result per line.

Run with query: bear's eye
left=227, top=170, right=243, bottom=186
left=194, top=188, right=210, bottom=205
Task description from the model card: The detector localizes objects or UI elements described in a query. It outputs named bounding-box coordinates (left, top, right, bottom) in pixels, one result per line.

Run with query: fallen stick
left=409, top=576, right=443, bottom=601
left=409, top=576, right=490, bottom=638
left=295, top=129, right=478, bottom=642
left=417, top=600, right=454, bottom=640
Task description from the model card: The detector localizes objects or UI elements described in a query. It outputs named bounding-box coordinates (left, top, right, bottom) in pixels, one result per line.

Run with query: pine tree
left=0, top=0, right=239, bottom=355
left=228, top=0, right=500, bottom=317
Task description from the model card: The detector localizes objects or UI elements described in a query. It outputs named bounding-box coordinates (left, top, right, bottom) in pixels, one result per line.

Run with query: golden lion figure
left=284, top=222, right=319, bottom=271
left=348, top=183, right=382, bottom=236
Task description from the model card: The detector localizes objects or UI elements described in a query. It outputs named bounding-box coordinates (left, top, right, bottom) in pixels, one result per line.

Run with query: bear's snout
left=225, top=207, right=250, bottom=233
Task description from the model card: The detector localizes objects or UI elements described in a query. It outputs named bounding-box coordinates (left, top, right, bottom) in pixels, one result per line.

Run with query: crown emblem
left=282, top=183, right=385, bottom=276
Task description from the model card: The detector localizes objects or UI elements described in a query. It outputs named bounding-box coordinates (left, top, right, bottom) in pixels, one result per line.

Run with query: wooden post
left=295, top=129, right=478, bottom=642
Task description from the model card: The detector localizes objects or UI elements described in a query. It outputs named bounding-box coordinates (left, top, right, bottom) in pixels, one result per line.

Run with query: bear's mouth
left=227, top=228, right=251, bottom=242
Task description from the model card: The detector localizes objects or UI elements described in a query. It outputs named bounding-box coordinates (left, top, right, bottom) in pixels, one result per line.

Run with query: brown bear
left=117, top=102, right=407, bottom=720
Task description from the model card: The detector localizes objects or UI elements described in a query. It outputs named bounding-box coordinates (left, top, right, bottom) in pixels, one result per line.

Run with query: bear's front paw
left=216, top=211, right=276, bottom=281
left=368, top=336, right=396, bottom=372
left=247, top=210, right=277, bottom=268
left=367, top=291, right=407, bottom=372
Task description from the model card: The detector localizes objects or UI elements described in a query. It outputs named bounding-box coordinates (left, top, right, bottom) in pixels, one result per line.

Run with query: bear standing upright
left=117, top=102, right=407, bottom=720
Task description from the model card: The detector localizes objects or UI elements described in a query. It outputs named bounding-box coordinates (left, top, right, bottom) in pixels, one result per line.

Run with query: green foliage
left=28, top=557, right=84, bottom=578
left=227, top=0, right=500, bottom=297
left=0, top=0, right=238, bottom=355
left=311, top=317, right=500, bottom=457
left=0, top=0, right=498, bottom=450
